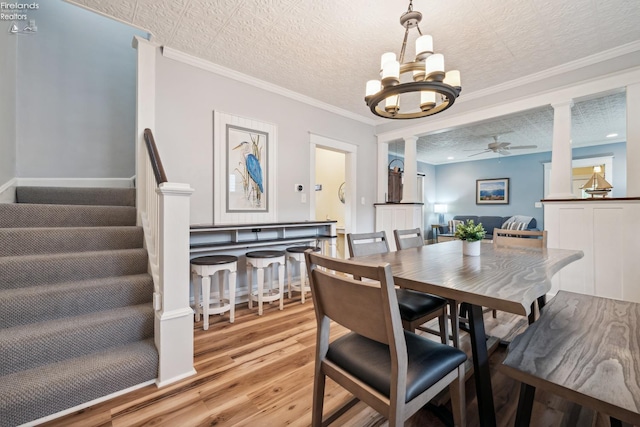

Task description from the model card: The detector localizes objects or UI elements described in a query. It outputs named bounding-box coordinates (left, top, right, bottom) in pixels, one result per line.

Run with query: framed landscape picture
left=476, top=178, right=509, bottom=204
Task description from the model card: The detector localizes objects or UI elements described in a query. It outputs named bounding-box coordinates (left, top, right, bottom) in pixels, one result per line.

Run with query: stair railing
left=139, top=128, right=195, bottom=386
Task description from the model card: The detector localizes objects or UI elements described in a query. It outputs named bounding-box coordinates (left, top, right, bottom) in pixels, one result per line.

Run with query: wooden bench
left=501, top=291, right=640, bottom=426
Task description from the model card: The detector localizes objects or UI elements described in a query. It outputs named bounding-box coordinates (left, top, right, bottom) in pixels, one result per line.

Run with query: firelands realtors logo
left=2, top=2, right=38, bottom=34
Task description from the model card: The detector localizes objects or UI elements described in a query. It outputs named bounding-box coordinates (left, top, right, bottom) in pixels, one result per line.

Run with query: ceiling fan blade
left=498, top=142, right=511, bottom=148
left=498, top=150, right=512, bottom=156
left=468, top=150, right=491, bottom=157
left=506, top=145, right=537, bottom=150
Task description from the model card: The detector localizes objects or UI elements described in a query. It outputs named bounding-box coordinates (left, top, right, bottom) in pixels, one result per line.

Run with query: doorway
left=309, top=134, right=358, bottom=259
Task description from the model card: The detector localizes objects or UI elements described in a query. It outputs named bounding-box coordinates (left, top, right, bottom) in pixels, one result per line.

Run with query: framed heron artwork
left=213, top=112, right=277, bottom=223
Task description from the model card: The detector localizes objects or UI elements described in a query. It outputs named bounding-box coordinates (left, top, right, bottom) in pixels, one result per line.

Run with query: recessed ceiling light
left=447, top=156, right=454, bottom=160
left=606, top=133, right=618, bottom=138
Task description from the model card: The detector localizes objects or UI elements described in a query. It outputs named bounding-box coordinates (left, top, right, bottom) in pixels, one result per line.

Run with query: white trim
left=156, top=307, right=194, bottom=321
left=377, top=66, right=640, bottom=142
left=461, top=40, right=640, bottom=104
left=0, top=178, right=16, bottom=203
left=156, top=368, right=197, bottom=388
left=23, top=379, right=156, bottom=426
left=162, top=47, right=376, bottom=126
left=309, top=133, right=358, bottom=237
left=15, top=177, right=135, bottom=188
left=64, top=1, right=155, bottom=41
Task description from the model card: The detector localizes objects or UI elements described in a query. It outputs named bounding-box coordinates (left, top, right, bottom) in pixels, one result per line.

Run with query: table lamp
left=434, top=204, right=447, bottom=224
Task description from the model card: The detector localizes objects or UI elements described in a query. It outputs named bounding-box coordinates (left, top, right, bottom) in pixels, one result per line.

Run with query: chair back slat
left=305, top=251, right=403, bottom=346
left=347, top=231, right=390, bottom=257
left=493, top=228, right=548, bottom=248
left=393, top=228, right=424, bottom=250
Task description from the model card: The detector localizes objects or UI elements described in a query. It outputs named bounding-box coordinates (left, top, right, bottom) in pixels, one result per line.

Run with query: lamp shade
left=366, top=80, right=381, bottom=97
left=415, top=35, right=433, bottom=57
left=425, top=54, right=445, bottom=81
left=434, top=204, right=448, bottom=213
left=380, top=52, right=396, bottom=70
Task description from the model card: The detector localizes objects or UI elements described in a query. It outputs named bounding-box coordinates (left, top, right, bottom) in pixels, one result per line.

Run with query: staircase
left=0, top=186, right=158, bottom=426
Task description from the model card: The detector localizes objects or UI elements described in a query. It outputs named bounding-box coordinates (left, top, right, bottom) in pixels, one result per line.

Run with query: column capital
left=551, top=100, right=574, bottom=110
left=403, top=135, right=419, bottom=143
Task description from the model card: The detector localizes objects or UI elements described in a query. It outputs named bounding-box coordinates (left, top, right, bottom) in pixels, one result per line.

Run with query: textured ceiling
left=389, top=91, right=628, bottom=164
left=69, top=0, right=638, bottom=163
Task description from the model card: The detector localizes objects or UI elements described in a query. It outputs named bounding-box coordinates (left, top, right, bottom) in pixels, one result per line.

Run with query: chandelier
left=364, top=0, right=462, bottom=120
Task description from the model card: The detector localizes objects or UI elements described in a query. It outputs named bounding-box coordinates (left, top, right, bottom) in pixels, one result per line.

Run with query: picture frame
left=476, top=178, right=509, bottom=204
left=213, top=111, right=277, bottom=223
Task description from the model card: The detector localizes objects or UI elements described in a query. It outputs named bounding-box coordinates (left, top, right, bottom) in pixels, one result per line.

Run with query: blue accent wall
left=434, top=142, right=626, bottom=230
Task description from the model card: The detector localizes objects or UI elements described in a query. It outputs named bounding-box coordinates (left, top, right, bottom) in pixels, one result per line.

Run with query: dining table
left=351, top=239, right=584, bottom=427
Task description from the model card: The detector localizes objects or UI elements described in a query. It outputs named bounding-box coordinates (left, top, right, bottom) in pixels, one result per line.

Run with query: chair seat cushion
left=326, top=331, right=467, bottom=402
left=395, top=289, right=446, bottom=322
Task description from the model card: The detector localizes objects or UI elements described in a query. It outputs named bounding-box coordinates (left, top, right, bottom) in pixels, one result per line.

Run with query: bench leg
left=515, top=383, right=536, bottom=427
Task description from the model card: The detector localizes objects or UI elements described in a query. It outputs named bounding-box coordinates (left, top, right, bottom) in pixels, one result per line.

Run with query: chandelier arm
left=399, top=26, right=410, bottom=64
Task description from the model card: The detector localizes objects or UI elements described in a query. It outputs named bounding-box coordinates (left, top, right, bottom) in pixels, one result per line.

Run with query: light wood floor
left=43, top=297, right=616, bottom=427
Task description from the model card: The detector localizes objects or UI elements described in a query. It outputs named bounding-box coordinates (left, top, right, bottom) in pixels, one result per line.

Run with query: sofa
left=437, top=215, right=538, bottom=242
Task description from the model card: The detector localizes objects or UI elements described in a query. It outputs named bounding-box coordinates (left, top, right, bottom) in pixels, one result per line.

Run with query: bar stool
left=190, top=255, right=238, bottom=330
left=246, top=250, right=285, bottom=315
left=286, top=246, right=320, bottom=303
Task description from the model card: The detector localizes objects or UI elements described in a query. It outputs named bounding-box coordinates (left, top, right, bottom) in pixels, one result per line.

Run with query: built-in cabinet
left=374, top=203, right=423, bottom=252
left=544, top=198, right=640, bottom=303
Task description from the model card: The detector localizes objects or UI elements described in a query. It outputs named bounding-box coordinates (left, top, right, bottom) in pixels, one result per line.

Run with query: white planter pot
left=462, top=240, right=481, bottom=256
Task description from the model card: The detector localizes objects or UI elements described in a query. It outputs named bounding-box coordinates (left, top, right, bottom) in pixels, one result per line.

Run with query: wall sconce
left=434, top=204, right=447, bottom=224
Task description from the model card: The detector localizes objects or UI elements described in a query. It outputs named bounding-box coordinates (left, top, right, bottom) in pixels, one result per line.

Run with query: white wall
left=0, top=27, right=16, bottom=186
left=315, top=148, right=345, bottom=225
left=16, top=0, right=145, bottom=178
left=154, top=52, right=377, bottom=227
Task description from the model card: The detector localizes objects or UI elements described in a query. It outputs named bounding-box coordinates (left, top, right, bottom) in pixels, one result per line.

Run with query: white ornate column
left=402, top=136, right=419, bottom=202
left=547, top=100, right=575, bottom=199
left=627, top=83, right=640, bottom=196
left=377, top=141, right=389, bottom=202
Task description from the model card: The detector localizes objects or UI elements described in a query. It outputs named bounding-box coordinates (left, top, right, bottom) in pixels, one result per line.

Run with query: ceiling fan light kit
left=364, top=0, right=461, bottom=120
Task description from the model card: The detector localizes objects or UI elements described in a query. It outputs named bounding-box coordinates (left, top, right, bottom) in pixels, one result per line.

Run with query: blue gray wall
left=15, top=1, right=146, bottom=178
left=434, top=142, right=626, bottom=230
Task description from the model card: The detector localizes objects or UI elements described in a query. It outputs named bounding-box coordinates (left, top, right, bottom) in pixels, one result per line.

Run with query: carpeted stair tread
left=0, top=338, right=158, bottom=427
left=0, top=304, right=154, bottom=376
left=0, top=203, right=136, bottom=228
left=16, top=186, right=136, bottom=207
left=0, top=226, right=144, bottom=257
left=0, top=274, right=153, bottom=329
left=0, top=248, right=148, bottom=289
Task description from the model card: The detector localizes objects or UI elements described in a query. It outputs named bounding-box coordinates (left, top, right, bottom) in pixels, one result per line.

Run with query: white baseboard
left=0, top=178, right=17, bottom=203
left=16, top=177, right=135, bottom=188
left=24, top=379, right=156, bottom=426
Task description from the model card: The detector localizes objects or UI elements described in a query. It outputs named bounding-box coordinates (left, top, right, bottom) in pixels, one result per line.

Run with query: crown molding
left=459, top=40, right=640, bottom=104
left=162, top=47, right=376, bottom=126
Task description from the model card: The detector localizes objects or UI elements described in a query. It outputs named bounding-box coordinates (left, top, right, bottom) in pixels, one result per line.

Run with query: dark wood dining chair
left=393, top=228, right=461, bottom=348
left=347, top=231, right=450, bottom=344
left=304, top=251, right=467, bottom=427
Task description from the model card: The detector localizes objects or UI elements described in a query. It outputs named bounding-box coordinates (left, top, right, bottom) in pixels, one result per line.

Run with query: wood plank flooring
left=42, top=297, right=617, bottom=427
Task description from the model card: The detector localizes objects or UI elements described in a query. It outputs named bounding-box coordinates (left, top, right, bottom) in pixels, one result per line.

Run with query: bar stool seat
left=191, top=255, right=238, bottom=330
left=286, top=246, right=320, bottom=304
left=246, top=250, right=286, bottom=315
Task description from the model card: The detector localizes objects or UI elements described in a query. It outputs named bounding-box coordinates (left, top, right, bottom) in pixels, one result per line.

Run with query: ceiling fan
left=466, top=136, right=537, bottom=157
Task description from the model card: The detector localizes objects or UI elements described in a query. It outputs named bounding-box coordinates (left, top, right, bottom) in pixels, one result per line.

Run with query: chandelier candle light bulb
left=364, top=0, right=462, bottom=119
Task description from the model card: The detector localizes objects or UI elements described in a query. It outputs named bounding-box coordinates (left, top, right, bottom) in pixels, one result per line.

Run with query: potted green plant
left=454, top=219, right=486, bottom=256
